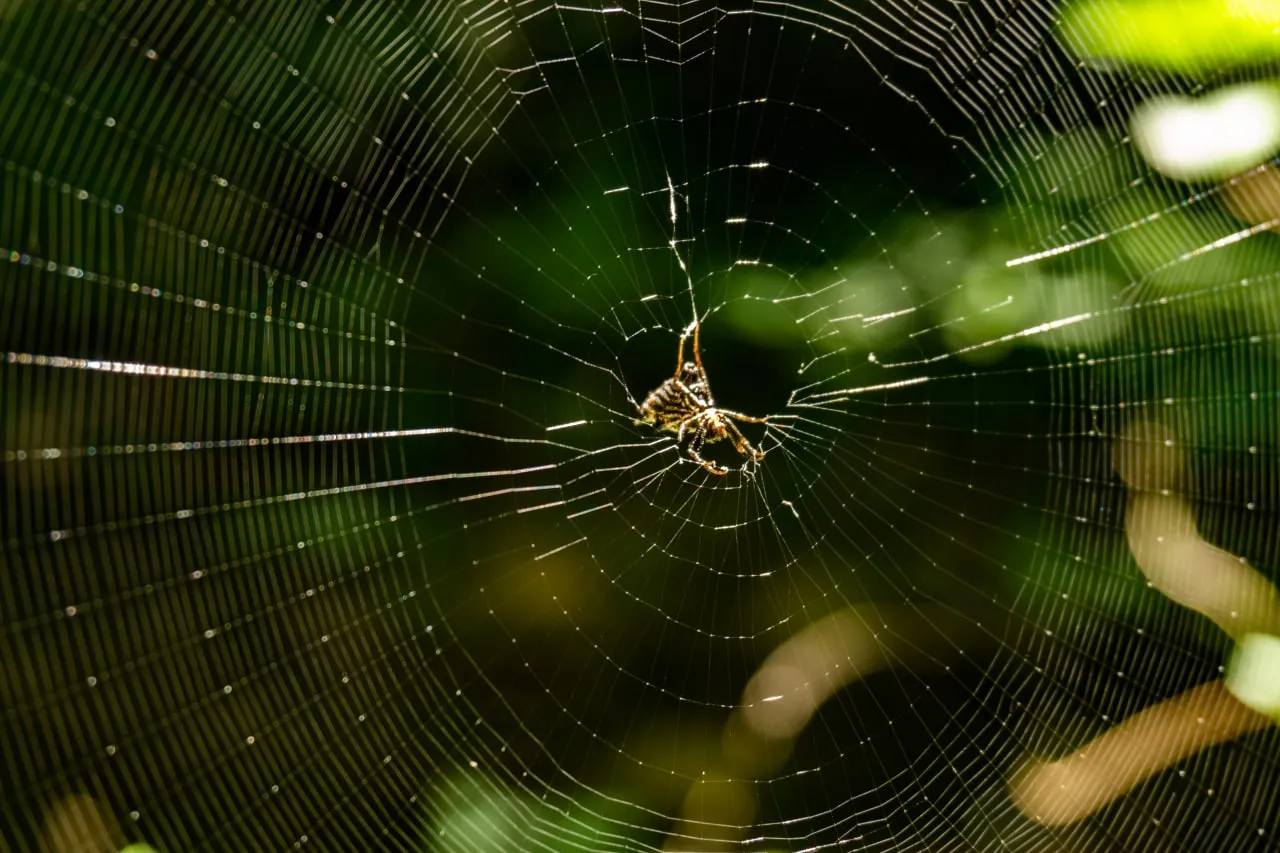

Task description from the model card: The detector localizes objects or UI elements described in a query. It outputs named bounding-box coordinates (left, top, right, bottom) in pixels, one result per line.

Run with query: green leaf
left=1226, top=633, right=1280, bottom=718
left=1060, top=0, right=1280, bottom=70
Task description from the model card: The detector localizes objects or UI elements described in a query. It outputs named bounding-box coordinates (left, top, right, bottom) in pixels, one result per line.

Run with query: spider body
left=636, top=326, right=767, bottom=476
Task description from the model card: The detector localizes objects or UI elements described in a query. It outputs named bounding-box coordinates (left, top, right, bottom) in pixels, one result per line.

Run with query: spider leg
left=674, top=379, right=710, bottom=410
left=673, top=319, right=705, bottom=378
left=686, top=421, right=729, bottom=475
left=692, top=315, right=704, bottom=374
left=674, top=325, right=687, bottom=377
left=720, top=417, right=766, bottom=463
left=717, top=409, right=768, bottom=425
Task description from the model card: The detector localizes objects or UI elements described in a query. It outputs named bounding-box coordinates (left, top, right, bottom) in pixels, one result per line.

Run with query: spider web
left=2, top=1, right=1278, bottom=851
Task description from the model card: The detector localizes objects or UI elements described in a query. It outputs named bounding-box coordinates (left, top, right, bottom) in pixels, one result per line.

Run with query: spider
left=635, top=318, right=768, bottom=475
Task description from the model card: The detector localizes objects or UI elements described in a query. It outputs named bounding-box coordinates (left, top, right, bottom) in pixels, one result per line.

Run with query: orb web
left=1, top=1, right=1278, bottom=851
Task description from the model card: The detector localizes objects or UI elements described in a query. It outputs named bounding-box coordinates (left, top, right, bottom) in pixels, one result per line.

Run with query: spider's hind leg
left=686, top=430, right=730, bottom=476
left=719, top=409, right=768, bottom=425
left=722, top=418, right=766, bottom=464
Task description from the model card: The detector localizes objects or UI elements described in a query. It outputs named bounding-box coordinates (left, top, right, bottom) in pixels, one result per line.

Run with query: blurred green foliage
left=1060, top=0, right=1280, bottom=69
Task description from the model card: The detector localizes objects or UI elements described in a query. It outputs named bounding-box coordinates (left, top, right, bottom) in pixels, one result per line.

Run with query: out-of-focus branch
left=39, top=794, right=124, bottom=853
left=666, top=604, right=978, bottom=850
left=1011, top=419, right=1279, bottom=828
left=1117, top=419, right=1280, bottom=638
left=1010, top=679, right=1271, bottom=826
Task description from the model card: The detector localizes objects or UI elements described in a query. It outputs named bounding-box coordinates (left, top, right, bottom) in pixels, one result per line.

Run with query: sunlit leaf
left=1227, top=633, right=1280, bottom=718
left=1059, top=0, right=1280, bottom=69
